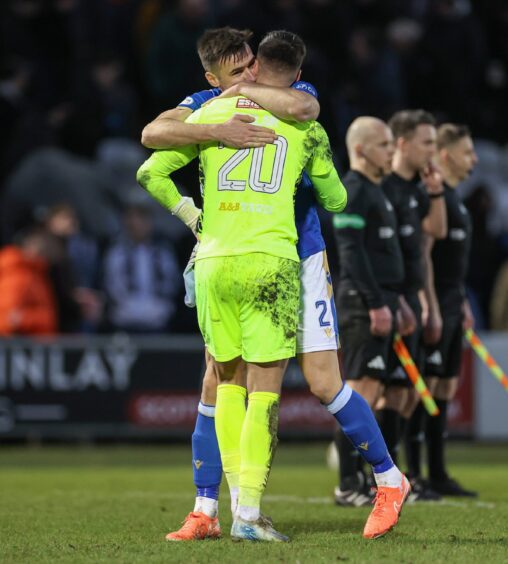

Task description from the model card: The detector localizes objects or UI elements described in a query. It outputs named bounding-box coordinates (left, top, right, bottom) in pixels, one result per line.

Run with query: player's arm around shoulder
left=141, top=106, right=195, bottom=148
left=141, top=90, right=276, bottom=149
left=225, top=81, right=319, bottom=122
left=305, top=121, right=347, bottom=213
left=140, top=88, right=225, bottom=148
left=141, top=105, right=232, bottom=149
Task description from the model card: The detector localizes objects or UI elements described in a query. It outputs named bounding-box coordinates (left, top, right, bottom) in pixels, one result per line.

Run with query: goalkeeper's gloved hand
left=171, top=196, right=201, bottom=237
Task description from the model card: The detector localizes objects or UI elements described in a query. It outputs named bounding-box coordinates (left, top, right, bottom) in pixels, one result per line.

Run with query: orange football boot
left=363, top=475, right=411, bottom=539
left=165, top=512, right=221, bottom=541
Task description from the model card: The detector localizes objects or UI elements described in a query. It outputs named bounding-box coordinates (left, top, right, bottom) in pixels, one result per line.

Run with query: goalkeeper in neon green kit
left=137, top=31, right=346, bottom=542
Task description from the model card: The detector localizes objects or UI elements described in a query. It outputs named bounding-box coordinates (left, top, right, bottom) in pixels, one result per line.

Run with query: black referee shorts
left=337, top=289, right=397, bottom=382
left=387, top=291, right=423, bottom=387
left=425, top=311, right=464, bottom=379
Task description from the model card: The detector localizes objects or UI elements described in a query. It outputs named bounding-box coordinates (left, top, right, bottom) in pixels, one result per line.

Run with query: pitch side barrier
left=0, top=334, right=335, bottom=441
left=0, top=334, right=479, bottom=441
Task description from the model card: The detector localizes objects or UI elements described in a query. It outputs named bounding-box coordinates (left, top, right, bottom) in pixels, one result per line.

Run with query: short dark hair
left=197, top=27, right=253, bottom=71
left=45, top=203, right=76, bottom=221
left=257, top=30, right=306, bottom=73
left=388, top=109, right=436, bottom=139
left=437, top=123, right=471, bottom=150
left=13, top=225, right=50, bottom=248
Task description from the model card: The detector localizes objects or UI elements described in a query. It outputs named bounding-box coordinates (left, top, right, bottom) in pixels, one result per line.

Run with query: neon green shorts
left=195, top=253, right=299, bottom=362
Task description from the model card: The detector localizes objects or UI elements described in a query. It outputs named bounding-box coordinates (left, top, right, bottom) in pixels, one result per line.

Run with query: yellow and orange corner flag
left=464, top=329, right=508, bottom=392
left=393, top=333, right=440, bottom=416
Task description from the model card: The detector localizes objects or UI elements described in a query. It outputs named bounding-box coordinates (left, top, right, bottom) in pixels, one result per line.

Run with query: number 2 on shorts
left=315, top=300, right=331, bottom=327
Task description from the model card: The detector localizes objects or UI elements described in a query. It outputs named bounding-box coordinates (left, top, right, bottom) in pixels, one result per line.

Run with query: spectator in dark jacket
left=45, top=203, right=103, bottom=332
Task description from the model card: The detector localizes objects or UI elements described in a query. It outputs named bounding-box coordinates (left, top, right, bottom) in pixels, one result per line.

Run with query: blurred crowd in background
left=1, top=0, right=508, bottom=336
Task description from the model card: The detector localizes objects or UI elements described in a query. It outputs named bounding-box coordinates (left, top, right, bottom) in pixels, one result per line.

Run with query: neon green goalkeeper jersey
left=137, top=96, right=347, bottom=262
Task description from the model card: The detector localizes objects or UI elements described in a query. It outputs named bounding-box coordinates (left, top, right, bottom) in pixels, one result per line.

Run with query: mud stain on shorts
left=253, top=258, right=299, bottom=340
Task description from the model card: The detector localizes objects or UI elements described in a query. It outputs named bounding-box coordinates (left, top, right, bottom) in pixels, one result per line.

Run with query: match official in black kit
left=423, top=124, right=478, bottom=497
left=381, top=110, right=447, bottom=500
left=332, top=117, right=408, bottom=506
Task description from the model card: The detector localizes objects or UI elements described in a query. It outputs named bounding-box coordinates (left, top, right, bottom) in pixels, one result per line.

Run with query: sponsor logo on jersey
left=409, top=196, right=419, bottom=208
left=400, top=224, right=415, bottom=237
left=379, top=226, right=394, bottom=239
left=219, top=201, right=240, bottom=211
left=236, top=98, right=261, bottom=109
left=367, top=355, right=386, bottom=370
left=240, top=202, right=273, bottom=214
left=180, top=96, right=194, bottom=106
left=449, top=228, right=466, bottom=241
left=293, top=82, right=318, bottom=98
left=427, top=350, right=443, bottom=366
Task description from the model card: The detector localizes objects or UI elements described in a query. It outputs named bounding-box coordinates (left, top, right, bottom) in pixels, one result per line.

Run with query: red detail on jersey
left=236, top=98, right=261, bottom=109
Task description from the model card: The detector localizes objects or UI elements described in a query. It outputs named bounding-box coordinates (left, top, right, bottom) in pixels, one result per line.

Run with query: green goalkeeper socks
left=238, top=391, right=280, bottom=513
left=215, top=384, right=247, bottom=495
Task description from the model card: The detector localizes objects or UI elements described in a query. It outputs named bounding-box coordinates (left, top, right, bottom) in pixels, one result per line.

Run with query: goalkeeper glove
left=171, top=196, right=201, bottom=237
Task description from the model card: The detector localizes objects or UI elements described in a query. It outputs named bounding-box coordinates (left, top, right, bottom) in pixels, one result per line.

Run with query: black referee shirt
left=382, top=173, right=430, bottom=294
left=432, top=183, right=472, bottom=312
left=334, top=170, right=404, bottom=309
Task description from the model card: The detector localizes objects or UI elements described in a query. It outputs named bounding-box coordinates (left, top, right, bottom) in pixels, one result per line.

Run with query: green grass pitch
left=0, top=443, right=507, bottom=563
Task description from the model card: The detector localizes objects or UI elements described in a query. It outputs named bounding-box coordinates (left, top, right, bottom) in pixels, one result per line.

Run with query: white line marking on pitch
left=264, top=495, right=331, bottom=504
left=108, top=490, right=497, bottom=509
left=259, top=495, right=496, bottom=509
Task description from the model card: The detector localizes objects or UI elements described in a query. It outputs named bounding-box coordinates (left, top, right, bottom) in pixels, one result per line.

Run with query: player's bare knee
left=383, top=386, right=408, bottom=411
left=248, top=359, right=287, bottom=394
left=213, top=356, right=245, bottom=385
left=375, top=395, right=386, bottom=410
left=307, top=377, right=337, bottom=404
left=201, top=366, right=218, bottom=404
left=435, top=377, right=458, bottom=400
left=401, top=389, right=420, bottom=418
left=425, top=376, right=439, bottom=395
left=348, top=377, right=382, bottom=407
left=299, top=352, right=342, bottom=404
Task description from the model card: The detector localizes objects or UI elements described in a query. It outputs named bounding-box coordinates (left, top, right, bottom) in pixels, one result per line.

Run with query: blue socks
left=192, top=385, right=394, bottom=505
left=192, top=402, right=222, bottom=500
left=327, top=385, right=394, bottom=474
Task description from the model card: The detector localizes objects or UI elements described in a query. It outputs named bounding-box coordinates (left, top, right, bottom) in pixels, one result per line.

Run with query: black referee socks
left=405, top=402, right=425, bottom=478
left=335, top=428, right=361, bottom=489
left=426, top=399, right=449, bottom=481
left=377, top=408, right=401, bottom=466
